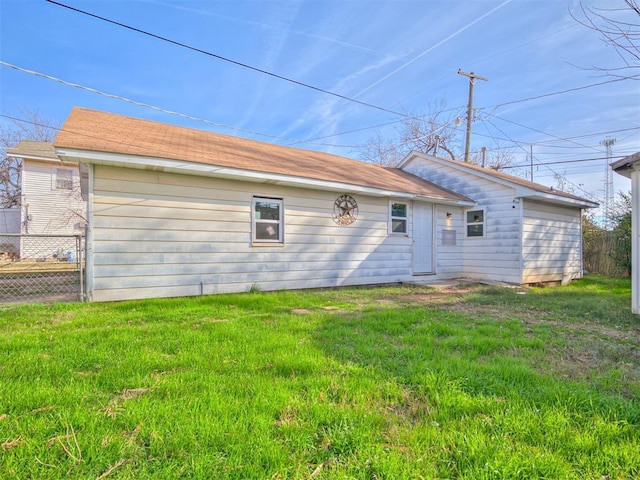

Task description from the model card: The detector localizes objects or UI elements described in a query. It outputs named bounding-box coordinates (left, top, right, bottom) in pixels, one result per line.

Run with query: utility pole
left=458, top=69, right=488, bottom=163
left=601, top=137, right=616, bottom=230
left=530, top=145, right=534, bottom=182
left=433, top=135, right=441, bottom=157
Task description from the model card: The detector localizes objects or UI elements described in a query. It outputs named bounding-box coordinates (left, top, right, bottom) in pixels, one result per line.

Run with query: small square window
left=390, top=202, right=407, bottom=234
left=253, top=197, right=283, bottom=243
left=55, top=168, right=74, bottom=190
left=466, top=209, right=485, bottom=237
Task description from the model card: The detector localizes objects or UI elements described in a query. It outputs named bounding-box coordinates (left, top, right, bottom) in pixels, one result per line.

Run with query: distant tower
left=601, top=137, right=616, bottom=230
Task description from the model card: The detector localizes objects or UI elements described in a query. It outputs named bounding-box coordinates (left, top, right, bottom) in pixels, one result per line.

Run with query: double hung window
left=390, top=202, right=408, bottom=234
left=54, top=168, right=74, bottom=190
left=466, top=209, right=485, bottom=237
left=253, top=197, right=283, bottom=243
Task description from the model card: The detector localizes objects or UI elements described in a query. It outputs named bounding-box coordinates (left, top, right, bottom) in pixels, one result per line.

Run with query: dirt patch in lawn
left=395, top=287, right=640, bottom=396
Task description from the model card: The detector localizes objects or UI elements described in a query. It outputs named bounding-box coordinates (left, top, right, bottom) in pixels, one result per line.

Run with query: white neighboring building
left=612, top=152, right=640, bottom=315
left=5, top=140, right=86, bottom=259
left=0, top=209, right=20, bottom=234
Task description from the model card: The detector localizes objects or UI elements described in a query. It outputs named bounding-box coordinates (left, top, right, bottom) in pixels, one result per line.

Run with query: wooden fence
left=583, top=231, right=631, bottom=277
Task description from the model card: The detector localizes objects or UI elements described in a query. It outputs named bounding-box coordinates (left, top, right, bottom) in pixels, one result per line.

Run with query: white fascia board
left=413, top=195, right=475, bottom=207
left=55, top=148, right=472, bottom=205
left=12, top=154, right=64, bottom=163
left=403, top=152, right=597, bottom=209
left=612, top=158, right=640, bottom=179
left=397, top=152, right=418, bottom=169
left=514, top=189, right=599, bottom=209
left=402, top=153, right=526, bottom=191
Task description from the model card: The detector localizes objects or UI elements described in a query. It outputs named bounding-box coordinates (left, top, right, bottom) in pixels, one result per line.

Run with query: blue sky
left=1, top=0, right=638, bottom=215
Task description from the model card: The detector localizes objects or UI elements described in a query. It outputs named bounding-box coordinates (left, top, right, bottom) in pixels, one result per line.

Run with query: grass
left=0, top=276, right=638, bottom=479
left=0, top=261, right=80, bottom=272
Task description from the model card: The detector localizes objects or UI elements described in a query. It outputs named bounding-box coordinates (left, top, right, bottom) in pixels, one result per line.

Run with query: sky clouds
left=0, top=0, right=638, bottom=214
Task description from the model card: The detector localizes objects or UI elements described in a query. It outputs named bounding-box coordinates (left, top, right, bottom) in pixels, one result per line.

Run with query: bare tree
left=0, top=108, right=61, bottom=208
left=399, top=112, right=459, bottom=161
left=360, top=100, right=463, bottom=166
left=361, top=131, right=407, bottom=167
left=553, top=171, right=575, bottom=193
left=469, top=142, right=516, bottom=171
left=0, top=155, right=21, bottom=208
left=572, top=0, right=640, bottom=80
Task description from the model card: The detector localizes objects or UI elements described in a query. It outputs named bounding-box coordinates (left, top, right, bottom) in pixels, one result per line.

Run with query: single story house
left=54, top=107, right=597, bottom=302
left=611, top=152, right=640, bottom=315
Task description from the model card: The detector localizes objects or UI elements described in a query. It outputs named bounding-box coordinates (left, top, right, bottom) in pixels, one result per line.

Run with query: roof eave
left=402, top=151, right=596, bottom=208
left=55, top=148, right=470, bottom=204
left=516, top=191, right=599, bottom=209
left=6, top=151, right=60, bottom=163
left=414, top=195, right=475, bottom=207
left=611, top=154, right=640, bottom=178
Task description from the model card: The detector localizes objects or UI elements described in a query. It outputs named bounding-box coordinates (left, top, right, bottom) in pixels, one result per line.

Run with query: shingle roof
left=7, top=140, right=57, bottom=161
left=54, top=107, right=472, bottom=203
left=405, top=152, right=598, bottom=207
left=611, top=151, right=640, bottom=172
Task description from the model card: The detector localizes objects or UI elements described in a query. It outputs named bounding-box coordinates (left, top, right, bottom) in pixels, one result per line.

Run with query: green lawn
left=1, top=276, right=638, bottom=479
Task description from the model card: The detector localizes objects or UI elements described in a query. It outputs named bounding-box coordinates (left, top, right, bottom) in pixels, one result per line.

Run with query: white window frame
left=389, top=201, right=408, bottom=235
left=252, top=196, right=284, bottom=244
left=465, top=208, right=486, bottom=238
left=53, top=167, right=74, bottom=190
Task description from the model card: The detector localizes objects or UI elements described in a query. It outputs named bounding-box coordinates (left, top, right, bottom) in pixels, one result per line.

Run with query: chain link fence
left=0, top=234, right=85, bottom=304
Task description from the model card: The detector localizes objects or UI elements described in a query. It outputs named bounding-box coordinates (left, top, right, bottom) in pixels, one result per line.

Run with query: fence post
left=0, top=233, right=85, bottom=304
left=77, top=234, right=84, bottom=302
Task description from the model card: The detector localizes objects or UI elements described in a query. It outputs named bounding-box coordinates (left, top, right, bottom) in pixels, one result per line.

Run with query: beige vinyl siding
left=522, top=200, right=583, bottom=284
left=90, top=166, right=416, bottom=301
left=405, top=158, right=522, bottom=284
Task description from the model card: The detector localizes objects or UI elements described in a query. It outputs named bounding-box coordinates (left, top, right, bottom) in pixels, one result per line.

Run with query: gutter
left=515, top=192, right=599, bottom=209
left=55, top=148, right=475, bottom=206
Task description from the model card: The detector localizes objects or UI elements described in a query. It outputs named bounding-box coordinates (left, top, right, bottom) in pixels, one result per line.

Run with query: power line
left=479, top=77, right=629, bottom=111
left=70, top=0, right=624, bottom=145
left=286, top=118, right=406, bottom=146
left=320, top=85, right=639, bottom=149
left=531, top=126, right=640, bottom=145
left=24, top=0, right=640, bottom=169
left=473, top=128, right=639, bottom=154
left=485, top=112, right=603, bottom=153
left=44, top=0, right=410, bottom=119
left=0, top=113, right=157, bottom=155
left=0, top=60, right=360, bottom=149
left=480, top=116, right=600, bottom=201
left=501, top=154, right=629, bottom=169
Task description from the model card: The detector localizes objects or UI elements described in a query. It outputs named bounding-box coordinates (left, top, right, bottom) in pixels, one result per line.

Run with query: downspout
left=518, top=197, right=524, bottom=285
left=579, top=209, right=585, bottom=281
left=22, top=202, right=30, bottom=234
left=632, top=168, right=640, bottom=314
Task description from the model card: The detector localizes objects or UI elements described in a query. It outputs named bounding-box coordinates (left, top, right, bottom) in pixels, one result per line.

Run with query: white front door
left=413, top=203, right=434, bottom=274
